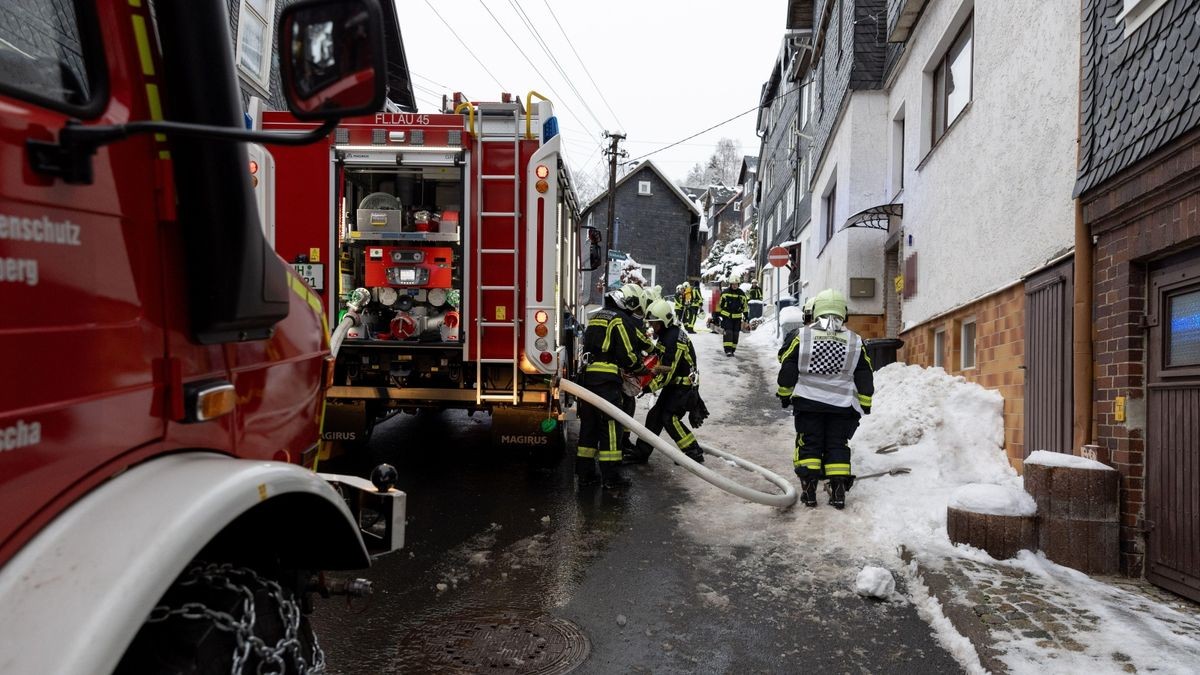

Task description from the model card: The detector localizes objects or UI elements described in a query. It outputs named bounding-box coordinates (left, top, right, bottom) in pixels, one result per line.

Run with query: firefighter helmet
left=812, top=289, right=847, bottom=320
left=619, top=283, right=646, bottom=316
left=647, top=298, right=676, bottom=326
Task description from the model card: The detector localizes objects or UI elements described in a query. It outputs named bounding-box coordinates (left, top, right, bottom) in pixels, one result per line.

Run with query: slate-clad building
left=1075, top=0, right=1200, bottom=595
left=581, top=161, right=702, bottom=295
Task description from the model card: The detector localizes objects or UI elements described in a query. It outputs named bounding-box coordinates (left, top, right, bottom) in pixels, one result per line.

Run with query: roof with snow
left=583, top=160, right=701, bottom=216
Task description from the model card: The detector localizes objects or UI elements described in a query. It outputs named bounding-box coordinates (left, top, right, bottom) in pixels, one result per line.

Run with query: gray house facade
left=581, top=161, right=702, bottom=294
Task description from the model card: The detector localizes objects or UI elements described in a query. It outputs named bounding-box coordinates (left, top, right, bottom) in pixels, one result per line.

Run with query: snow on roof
left=1024, top=450, right=1115, bottom=471
left=582, top=160, right=702, bottom=216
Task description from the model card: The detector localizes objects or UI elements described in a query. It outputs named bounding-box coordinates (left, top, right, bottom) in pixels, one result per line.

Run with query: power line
left=411, top=71, right=451, bottom=91
left=622, top=105, right=758, bottom=165
left=474, top=0, right=607, bottom=152
left=540, top=0, right=626, bottom=132
left=422, top=0, right=507, bottom=92
left=506, top=0, right=608, bottom=132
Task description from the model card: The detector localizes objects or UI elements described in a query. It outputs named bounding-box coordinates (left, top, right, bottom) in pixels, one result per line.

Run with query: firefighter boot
left=622, top=440, right=653, bottom=465
left=800, top=478, right=819, bottom=508
left=828, top=477, right=847, bottom=510
left=575, top=457, right=599, bottom=487
left=600, top=464, right=632, bottom=489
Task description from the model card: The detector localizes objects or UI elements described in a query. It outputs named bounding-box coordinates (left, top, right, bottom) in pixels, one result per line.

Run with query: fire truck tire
left=115, top=561, right=323, bottom=675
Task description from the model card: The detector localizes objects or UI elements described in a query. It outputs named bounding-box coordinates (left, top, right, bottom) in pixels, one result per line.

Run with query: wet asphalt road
left=312, top=340, right=964, bottom=674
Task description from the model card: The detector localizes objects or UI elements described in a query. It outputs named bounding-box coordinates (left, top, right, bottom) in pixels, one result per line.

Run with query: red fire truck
left=0, top=1, right=403, bottom=672
left=263, top=94, right=602, bottom=461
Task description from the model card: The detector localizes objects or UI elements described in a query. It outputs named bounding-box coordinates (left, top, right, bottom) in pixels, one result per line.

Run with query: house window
left=931, top=14, right=973, bottom=143
left=1166, top=288, right=1200, bottom=367
left=1120, top=0, right=1170, bottom=36
left=934, top=328, right=946, bottom=368
left=786, top=180, right=795, bottom=216
left=733, top=201, right=741, bottom=212
left=961, top=318, right=977, bottom=369
left=640, top=265, right=656, bottom=286
left=799, top=79, right=812, bottom=128
left=638, top=180, right=652, bottom=196
left=236, top=0, right=276, bottom=92
left=822, top=180, right=837, bottom=246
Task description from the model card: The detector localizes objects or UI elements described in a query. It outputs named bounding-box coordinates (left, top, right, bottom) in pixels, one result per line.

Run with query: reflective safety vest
left=791, top=327, right=865, bottom=414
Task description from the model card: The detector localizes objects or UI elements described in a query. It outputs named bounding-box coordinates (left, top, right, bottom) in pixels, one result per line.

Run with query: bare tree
left=682, top=163, right=705, bottom=187
left=713, top=138, right=742, bottom=186
left=572, top=164, right=607, bottom=204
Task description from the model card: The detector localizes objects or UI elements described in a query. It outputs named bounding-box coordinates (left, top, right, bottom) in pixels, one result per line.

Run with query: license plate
left=293, top=263, right=324, bottom=290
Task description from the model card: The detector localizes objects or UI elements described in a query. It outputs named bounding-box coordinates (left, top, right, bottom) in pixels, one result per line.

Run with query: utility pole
left=602, top=131, right=626, bottom=290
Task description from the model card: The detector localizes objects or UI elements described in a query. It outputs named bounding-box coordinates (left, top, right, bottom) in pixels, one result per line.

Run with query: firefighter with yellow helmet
left=717, top=277, right=749, bottom=356
left=776, top=289, right=874, bottom=509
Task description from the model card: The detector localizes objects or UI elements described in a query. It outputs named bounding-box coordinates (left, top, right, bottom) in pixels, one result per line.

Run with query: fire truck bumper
left=319, top=472, right=406, bottom=556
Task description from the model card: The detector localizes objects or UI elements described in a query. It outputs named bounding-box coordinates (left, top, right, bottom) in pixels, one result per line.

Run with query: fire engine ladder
left=474, top=103, right=524, bottom=405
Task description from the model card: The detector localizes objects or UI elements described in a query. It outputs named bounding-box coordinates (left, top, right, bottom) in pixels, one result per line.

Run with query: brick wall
left=847, top=313, right=886, bottom=339
left=899, top=284, right=1027, bottom=468
left=1082, top=128, right=1200, bottom=577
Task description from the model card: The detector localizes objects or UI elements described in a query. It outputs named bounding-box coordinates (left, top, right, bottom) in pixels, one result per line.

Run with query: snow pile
left=1024, top=449, right=1114, bottom=471
left=700, top=237, right=755, bottom=281
left=854, top=566, right=896, bottom=599
left=948, top=484, right=1036, bottom=517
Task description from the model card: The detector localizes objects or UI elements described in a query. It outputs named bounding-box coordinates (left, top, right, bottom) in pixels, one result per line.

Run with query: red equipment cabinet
left=264, top=96, right=592, bottom=457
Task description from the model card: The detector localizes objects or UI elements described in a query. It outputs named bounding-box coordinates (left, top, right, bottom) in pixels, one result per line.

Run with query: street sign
left=768, top=246, right=790, bottom=268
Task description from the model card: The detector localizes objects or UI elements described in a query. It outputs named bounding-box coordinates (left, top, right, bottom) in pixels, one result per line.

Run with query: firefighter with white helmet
left=576, top=287, right=650, bottom=489
left=776, top=288, right=874, bottom=509
left=625, top=298, right=704, bottom=464
left=717, top=276, right=749, bottom=356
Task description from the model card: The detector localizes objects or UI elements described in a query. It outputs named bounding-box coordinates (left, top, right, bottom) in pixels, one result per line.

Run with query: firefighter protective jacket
left=648, top=324, right=697, bottom=393
left=583, top=299, right=648, bottom=381
left=748, top=285, right=763, bottom=301
left=777, top=326, right=874, bottom=415
left=718, top=288, right=749, bottom=319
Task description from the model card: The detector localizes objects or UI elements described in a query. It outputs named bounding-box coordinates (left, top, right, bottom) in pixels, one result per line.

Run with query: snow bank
left=1024, top=449, right=1114, bottom=471
left=948, top=484, right=1036, bottom=517
left=855, top=566, right=896, bottom=599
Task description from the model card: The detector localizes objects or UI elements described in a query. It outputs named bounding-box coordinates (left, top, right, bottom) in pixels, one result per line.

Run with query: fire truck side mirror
left=581, top=226, right=603, bottom=272
left=279, top=0, right=388, bottom=121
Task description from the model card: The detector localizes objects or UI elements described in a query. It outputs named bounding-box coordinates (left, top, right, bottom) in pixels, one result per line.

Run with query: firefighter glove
left=779, top=395, right=791, bottom=409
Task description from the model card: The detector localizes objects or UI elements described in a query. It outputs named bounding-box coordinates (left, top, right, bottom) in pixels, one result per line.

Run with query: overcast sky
left=400, top=1, right=788, bottom=186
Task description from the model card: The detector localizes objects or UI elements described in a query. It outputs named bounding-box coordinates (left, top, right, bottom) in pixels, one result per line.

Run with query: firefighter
left=576, top=288, right=650, bottom=489
left=685, top=282, right=703, bottom=333
left=717, top=278, right=749, bottom=356
left=673, top=283, right=688, bottom=320
left=626, top=299, right=703, bottom=464
left=617, top=283, right=655, bottom=454
left=777, top=289, right=874, bottom=509
left=748, top=281, right=763, bottom=301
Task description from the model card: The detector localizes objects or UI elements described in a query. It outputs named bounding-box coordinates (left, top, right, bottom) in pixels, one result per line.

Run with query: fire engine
left=263, top=93, right=602, bottom=461
left=0, top=1, right=404, bottom=672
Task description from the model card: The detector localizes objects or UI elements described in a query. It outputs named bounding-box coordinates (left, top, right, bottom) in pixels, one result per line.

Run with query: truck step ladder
left=473, top=103, right=524, bottom=405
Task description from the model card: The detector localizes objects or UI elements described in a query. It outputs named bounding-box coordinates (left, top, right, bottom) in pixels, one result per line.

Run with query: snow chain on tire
left=145, top=562, right=326, bottom=674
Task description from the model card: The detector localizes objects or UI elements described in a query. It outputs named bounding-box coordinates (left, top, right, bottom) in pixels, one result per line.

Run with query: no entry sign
left=768, top=246, right=790, bottom=267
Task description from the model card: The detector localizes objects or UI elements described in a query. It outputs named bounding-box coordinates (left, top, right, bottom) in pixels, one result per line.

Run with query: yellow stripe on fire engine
left=131, top=15, right=155, bottom=76
left=144, top=83, right=167, bottom=142
left=288, top=273, right=329, bottom=342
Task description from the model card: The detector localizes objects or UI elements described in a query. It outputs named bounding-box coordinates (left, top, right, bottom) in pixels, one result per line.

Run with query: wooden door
left=1024, top=259, right=1074, bottom=455
left=1146, top=248, right=1200, bottom=602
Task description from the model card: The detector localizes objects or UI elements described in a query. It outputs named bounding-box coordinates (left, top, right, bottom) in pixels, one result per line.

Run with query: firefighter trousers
left=635, top=386, right=698, bottom=460
left=619, top=392, right=637, bottom=448
left=577, top=377, right=623, bottom=477
left=721, top=316, right=742, bottom=353
left=792, top=411, right=859, bottom=480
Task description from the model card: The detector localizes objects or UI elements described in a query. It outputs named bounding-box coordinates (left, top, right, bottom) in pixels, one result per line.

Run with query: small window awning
left=839, top=203, right=903, bottom=232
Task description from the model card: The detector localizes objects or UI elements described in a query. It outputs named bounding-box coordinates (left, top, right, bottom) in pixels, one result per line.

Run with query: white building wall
left=808, top=91, right=891, bottom=315
left=889, top=0, right=1079, bottom=326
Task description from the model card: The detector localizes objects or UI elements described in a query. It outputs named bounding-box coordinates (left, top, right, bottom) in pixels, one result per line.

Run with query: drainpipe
left=1072, top=0, right=1092, bottom=454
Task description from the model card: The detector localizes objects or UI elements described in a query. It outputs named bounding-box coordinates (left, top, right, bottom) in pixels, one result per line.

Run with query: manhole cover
left=399, top=608, right=589, bottom=674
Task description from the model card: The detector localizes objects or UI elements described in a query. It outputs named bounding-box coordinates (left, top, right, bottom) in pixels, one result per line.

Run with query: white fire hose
left=558, top=378, right=797, bottom=508
left=330, top=288, right=372, bottom=359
